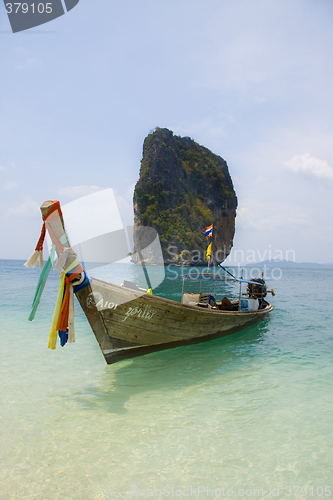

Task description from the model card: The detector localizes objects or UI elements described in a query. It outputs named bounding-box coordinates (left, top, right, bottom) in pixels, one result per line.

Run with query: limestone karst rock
left=132, top=128, right=237, bottom=266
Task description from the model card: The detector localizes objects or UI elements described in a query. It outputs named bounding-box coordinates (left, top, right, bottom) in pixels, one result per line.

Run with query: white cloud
left=171, top=117, right=235, bottom=147
left=0, top=165, right=5, bottom=171
left=283, top=153, right=333, bottom=181
left=17, top=57, right=39, bottom=70
left=236, top=206, right=253, bottom=226
left=58, top=185, right=105, bottom=199
left=236, top=200, right=310, bottom=231
left=7, top=197, right=39, bottom=215
left=3, top=180, right=18, bottom=191
left=255, top=176, right=268, bottom=184
left=258, top=211, right=309, bottom=229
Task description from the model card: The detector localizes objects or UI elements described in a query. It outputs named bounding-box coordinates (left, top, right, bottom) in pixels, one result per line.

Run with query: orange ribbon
left=56, top=265, right=83, bottom=332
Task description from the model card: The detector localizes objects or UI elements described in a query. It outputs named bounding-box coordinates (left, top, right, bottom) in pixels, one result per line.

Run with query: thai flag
left=202, top=224, right=213, bottom=240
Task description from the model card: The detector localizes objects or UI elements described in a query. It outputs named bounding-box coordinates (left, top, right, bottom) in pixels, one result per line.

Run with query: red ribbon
left=34, top=200, right=65, bottom=253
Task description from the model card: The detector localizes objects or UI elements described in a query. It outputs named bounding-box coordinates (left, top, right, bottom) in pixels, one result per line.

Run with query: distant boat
left=27, top=201, right=274, bottom=364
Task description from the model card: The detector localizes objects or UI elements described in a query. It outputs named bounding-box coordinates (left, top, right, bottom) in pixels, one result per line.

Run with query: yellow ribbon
left=48, top=260, right=79, bottom=349
left=68, top=284, right=75, bottom=343
left=206, top=242, right=212, bottom=261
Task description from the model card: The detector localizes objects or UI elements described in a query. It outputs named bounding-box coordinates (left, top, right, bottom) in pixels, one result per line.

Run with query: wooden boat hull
left=76, top=278, right=273, bottom=364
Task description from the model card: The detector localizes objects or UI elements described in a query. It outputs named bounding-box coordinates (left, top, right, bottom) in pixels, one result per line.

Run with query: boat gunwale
left=87, top=277, right=273, bottom=317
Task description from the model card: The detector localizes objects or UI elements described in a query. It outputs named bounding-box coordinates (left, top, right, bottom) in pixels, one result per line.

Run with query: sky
left=0, top=0, right=332, bottom=264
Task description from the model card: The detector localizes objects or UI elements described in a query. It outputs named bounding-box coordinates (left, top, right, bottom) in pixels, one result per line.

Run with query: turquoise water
left=0, top=260, right=332, bottom=500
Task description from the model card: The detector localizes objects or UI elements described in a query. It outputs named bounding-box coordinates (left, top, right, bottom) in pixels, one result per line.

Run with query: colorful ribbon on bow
left=48, top=260, right=83, bottom=349
left=24, top=201, right=64, bottom=269
left=28, top=232, right=69, bottom=322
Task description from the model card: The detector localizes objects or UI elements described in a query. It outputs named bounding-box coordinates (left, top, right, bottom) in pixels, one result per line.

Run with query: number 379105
left=5, top=3, right=53, bottom=14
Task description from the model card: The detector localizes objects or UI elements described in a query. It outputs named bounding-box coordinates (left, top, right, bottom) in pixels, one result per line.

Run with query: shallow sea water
left=0, top=260, right=332, bottom=500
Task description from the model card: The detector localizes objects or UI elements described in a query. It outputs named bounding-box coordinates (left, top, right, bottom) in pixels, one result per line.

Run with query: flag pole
left=202, top=224, right=213, bottom=272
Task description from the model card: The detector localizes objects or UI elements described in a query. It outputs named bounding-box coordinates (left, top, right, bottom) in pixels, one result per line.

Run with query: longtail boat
left=25, top=200, right=274, bottom=364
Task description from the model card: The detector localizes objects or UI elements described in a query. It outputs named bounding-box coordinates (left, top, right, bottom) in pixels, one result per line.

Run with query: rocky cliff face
left=132, top=128, right=237, bottom=266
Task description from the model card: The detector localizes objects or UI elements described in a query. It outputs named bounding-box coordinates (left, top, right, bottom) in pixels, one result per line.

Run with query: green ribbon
left=28, top=235, right=68, bottom=321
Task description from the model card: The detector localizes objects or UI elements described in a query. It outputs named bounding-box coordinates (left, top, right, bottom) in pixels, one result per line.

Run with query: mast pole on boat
left=206, top=229, right=212, bottom=273
left=238, top=270, right=243, bottom=311
left=181, top=255, right=185, bottom=296
left=137, top=247, right=153, bottom=292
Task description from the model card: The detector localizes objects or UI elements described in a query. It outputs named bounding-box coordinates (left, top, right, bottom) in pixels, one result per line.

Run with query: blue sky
left=1, top=0, right=332, bottom=263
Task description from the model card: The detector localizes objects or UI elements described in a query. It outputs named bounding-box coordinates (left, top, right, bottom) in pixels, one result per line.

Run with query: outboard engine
left=247, top=278, right=267, bottom=298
